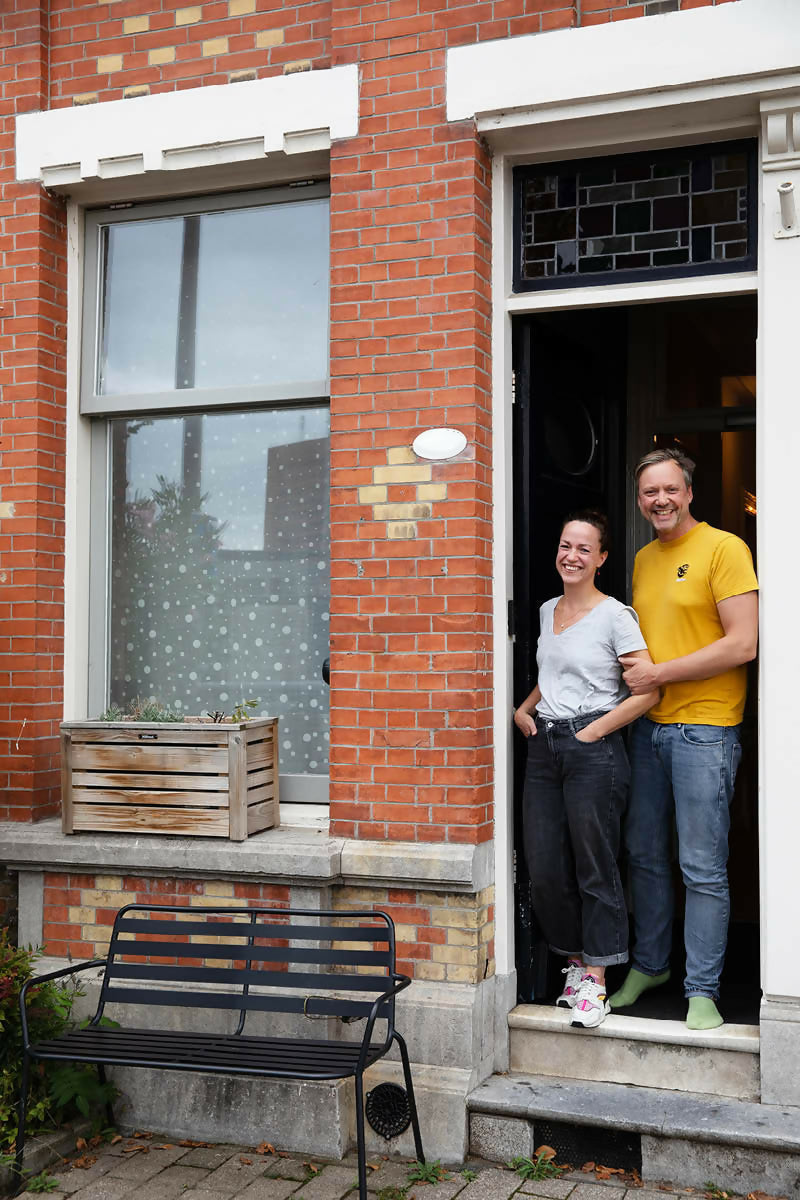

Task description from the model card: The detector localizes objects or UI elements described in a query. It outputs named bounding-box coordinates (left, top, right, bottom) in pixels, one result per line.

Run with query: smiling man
left=609, top=447, right=759, bottom=1029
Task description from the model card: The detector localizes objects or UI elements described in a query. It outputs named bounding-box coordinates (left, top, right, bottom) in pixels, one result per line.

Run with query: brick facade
left=1, top=0, right=738, bottom=835
left=40, top=869, right=494, bottom=983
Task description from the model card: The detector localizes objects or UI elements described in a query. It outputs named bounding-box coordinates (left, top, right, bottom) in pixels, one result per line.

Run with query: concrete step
left=509, top=1005, right=760, bottom=1101
left=467, top=1072, right=800, bottom=1195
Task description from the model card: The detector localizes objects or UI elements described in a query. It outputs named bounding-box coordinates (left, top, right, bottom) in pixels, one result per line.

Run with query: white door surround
left=447, top=0, right=800, bottom=1108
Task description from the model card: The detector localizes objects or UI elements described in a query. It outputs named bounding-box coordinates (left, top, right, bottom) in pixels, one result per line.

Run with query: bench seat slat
left=114, top=918, right=389, bottom=942
left=103, top=986, right=381, bottom=1018
left=110, top=962, right=391, bottom=992
left=28, top=1028, right=385, bottom=1079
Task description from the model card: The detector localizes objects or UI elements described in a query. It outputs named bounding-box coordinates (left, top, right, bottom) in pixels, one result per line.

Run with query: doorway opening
left=511, top=294, right=758, bottom=1024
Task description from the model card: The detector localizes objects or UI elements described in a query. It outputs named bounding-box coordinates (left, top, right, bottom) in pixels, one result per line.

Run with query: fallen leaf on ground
left=132, top=1131, right=152, bottom=1140
left=303, top=1162, right=320, bottom=1174
left=71, top=1155, right=97, bottom=1169
left=75, top=1137, right=88, bottom=1151
left=179, top=1139, right=210, bottom=1147
left=747, top=1193, right=788, bottom=1200
left=156, top=1144, right=174, bottom=1150
left=239, top=1157, right=253, bottom=1165
left=255, top=1142, right=275, bottom=1155
left=110, top=1135, right=122, bottom=1145
left=582, top=1162, right=596, bottom=1173
left=122, top=1144, right=148, bottom=1155
left=535, top=1145, right=557, bottom=1160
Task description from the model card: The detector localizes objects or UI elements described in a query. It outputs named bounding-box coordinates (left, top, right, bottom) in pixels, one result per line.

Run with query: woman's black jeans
left=522, top=712, right=630, bottom=967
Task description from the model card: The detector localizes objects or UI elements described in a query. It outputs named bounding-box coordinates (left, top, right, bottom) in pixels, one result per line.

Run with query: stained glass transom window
left=514, top=141, right=756, bottom=291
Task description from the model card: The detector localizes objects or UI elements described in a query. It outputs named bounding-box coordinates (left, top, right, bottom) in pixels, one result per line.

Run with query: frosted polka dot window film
left=107, top=407, right=330, bottom=777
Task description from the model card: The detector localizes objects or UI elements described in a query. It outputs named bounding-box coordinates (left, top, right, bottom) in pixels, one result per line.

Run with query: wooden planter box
left=60, top=717, right=279, bottom=841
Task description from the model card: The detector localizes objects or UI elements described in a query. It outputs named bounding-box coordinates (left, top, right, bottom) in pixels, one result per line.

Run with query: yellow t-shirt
left=632, top=522, right=758, bottom=726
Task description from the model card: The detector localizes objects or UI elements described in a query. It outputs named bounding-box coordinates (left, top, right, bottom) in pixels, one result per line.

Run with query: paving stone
left=137, top=1164, right=215, bottom=1199
left=405, top=1173, right=469, bottom=1200
left=519, top=1180, right=578, bottom=1197
left=202, top=1154, right=273, bottom=1194
left=567, top=1186, right=626, bottom=1200
left=292, top=1163, right=359, bottom=1199
left=238, top=1179, right=306, bottom=1199
left=106, top=1143, right=192, bottom=1182
left=366, top=1158, right=412, bottom=1191
left=265, top=1157, right=317, bottom=1181
left=181, top=1145, right=242, bottom=1170
left=178, top=1192, right=235, bottom=1200
left=61, top=1177, right=137, bottom=1200
left=49, top=1155, right=119, bottom=1195
left=445, top=1166, right=519, bottom=1200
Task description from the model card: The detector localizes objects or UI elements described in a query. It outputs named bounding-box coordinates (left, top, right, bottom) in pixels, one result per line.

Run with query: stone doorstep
left=509, top=1007, right=760, bottom=1055
left=468, top=1076, right=800, bottom=1194
left=467, top=1074, right=800, bottom=1154
left=509, top=1008, right=760, bottom=1102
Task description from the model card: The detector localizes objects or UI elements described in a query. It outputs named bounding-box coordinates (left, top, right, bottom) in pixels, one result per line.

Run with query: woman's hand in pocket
left=514, top=709, right=537, bottom=737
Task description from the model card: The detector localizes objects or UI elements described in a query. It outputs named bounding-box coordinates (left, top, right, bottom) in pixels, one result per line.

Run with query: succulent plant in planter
left=60, top=697, right=278, bottom=841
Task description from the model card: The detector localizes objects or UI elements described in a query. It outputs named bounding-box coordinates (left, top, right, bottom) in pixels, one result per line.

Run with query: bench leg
left=96, top=1064, right=116, bottom=1128
left=14, top=1052, right=30, bottom=1182
left=394, top=1032, right=424, bottom=1163
left=354, top=1070, right=368, bottom=1200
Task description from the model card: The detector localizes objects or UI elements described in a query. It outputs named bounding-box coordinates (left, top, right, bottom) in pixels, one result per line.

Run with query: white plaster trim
left=63, top=202, right=91, bottom=721
left=446, top=0, right=800, bottom=126
left=506, top=271, right=758, bottom=316
left=15, top=65, right=358, bottom=185
left=491, top=156, right=515, bottom=980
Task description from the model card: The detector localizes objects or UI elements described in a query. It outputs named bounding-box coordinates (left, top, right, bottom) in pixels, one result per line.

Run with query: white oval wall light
left=412, top=427, right=467, bottom=461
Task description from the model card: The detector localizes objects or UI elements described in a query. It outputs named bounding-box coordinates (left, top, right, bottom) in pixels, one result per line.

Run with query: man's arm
left=621, top=590, right=758, bottom=695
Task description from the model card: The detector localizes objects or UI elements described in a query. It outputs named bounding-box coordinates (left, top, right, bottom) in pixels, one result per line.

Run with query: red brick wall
left=49, top=0, right=332, bottom=108
left=1, top=0, right=740, bottom=833
left=0, top=2, right=68, bottom=822
left=580, top=0, right=737, bottom=24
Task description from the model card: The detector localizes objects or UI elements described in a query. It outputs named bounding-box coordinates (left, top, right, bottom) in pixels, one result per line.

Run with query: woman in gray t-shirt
left=513, top=511, right=659, bottom=1030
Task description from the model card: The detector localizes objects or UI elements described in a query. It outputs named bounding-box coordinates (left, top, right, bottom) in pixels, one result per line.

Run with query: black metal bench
left=16, top=903, right=424, bottom=1197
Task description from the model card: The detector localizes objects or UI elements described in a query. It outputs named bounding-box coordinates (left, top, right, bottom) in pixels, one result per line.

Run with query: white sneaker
left=556, top=960, right=584, bottom=1009
left=570, top=974, right=611, bottom=1029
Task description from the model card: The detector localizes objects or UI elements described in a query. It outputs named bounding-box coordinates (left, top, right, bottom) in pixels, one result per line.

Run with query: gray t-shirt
left=536, top=595, right=647, bottom=720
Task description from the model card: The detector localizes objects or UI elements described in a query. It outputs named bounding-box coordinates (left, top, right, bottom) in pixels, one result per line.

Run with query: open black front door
left=511, top=310, right=627, bottom=1002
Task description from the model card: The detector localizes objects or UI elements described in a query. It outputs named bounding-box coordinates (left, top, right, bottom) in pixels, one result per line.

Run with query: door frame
left=489, top=151, right=759, bottom=996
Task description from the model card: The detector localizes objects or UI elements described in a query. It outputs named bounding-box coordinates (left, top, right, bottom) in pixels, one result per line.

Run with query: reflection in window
left=98, top=198, right=329, bottom=396
left=108, top=406, right=330, bottom=776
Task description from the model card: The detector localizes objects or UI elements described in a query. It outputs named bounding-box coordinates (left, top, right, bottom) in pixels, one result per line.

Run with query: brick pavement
left=14, top=1132, right=754, bottom=1200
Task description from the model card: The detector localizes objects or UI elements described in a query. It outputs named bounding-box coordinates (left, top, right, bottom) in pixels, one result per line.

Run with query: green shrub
left=0, top=931, right=116, bottom=1153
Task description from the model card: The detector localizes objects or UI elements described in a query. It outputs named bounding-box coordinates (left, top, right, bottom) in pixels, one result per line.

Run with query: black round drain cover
left=365, top=1082, right=411, bottom=1140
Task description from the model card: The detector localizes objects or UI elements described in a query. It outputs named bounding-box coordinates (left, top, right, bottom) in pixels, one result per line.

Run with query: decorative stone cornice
left=761, top=96, right=800, bottom=172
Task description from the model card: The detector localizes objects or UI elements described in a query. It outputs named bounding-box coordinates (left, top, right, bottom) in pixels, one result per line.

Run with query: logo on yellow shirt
left=676, top=563, right=689, bottom=581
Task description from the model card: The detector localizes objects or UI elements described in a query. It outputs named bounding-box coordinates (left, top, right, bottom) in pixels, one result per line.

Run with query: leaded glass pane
left=108, top=406, right=330, bottom=776
left=98, top=197, right=329, bottom=396
left=515, top=142, right=755, bottom=290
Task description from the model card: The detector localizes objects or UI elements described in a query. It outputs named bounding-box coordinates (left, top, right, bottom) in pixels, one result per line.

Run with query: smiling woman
left=513, top=511, right=659, bottom=1029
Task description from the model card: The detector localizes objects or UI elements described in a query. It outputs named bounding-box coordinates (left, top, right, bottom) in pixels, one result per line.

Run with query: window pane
left=100, top=219, right=184, bottom=395
left=97, top=197, right=330, bottom=397
left=108, top=406, right=330, bottom=777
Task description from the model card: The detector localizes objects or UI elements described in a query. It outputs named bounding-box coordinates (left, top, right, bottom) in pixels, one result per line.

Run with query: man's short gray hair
left=635, top=446, right=695, bottom=489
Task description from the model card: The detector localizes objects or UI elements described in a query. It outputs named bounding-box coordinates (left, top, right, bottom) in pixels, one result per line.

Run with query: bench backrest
left=95, top=904, right=399, bottom=1038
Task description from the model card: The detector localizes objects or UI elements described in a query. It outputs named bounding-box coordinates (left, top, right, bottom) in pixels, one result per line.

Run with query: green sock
left=686, top=996, right=723, bottom=1030
left=608, top=967, right=670, bottom=1009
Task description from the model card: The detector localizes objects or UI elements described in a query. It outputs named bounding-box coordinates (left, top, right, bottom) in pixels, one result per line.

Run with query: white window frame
left=80, top=184, right=332, bottom=806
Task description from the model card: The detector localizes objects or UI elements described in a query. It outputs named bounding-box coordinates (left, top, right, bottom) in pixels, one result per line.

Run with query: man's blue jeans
left=625, top=717, right=742, bottom=1000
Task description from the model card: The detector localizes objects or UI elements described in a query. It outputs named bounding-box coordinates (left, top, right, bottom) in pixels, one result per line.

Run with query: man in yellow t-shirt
left=607, top=448, right=758, bottom=1031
